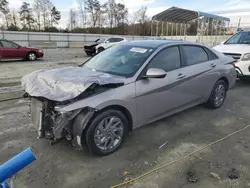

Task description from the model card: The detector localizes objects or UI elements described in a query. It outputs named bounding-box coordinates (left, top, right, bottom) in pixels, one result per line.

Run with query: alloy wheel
left=94, top=116, right=124, bottom=152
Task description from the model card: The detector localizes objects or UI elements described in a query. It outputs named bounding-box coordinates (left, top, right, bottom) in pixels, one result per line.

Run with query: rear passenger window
left=183, top=46, right=208, bottom=66
left=204, top=47, right=218, bottom=60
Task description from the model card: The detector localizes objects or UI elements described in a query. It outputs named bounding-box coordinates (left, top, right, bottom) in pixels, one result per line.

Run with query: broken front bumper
left=30, top=98, right=54, bottom=140
left=29, top=97, right=96, bottom=149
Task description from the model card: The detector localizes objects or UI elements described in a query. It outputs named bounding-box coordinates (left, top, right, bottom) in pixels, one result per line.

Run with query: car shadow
left=0, top=59, right=45, bottom=63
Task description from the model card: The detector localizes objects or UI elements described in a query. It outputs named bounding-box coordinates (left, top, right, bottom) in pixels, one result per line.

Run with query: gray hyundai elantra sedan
left=22, top=40, right=236, bottom=156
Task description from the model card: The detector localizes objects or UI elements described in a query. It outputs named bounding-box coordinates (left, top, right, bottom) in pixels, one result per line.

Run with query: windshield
left=84, top=45, right=155, bottom=77
left=225, top=31, right=250, bottom=44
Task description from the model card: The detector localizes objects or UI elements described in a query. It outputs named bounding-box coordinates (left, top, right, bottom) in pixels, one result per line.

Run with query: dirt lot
left=0, top=48, right=88, bottom=88
left=1, top=51, right=250, bottom=188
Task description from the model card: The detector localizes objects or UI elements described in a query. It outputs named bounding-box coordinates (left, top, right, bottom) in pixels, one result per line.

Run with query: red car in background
left=0, top=39, right=44, bottom=61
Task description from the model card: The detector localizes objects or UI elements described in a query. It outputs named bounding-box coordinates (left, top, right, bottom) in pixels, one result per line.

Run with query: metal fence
left=0, top=30, right=231, bottom=49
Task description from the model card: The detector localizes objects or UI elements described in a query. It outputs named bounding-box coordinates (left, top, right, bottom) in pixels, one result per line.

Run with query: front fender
left=71, top=108, right=96, bottom=150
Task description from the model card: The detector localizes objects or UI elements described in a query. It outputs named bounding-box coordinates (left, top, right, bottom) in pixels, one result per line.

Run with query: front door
left=0, top=40, right=23, bottom=59
left=135, top=46, right=196, bottom=125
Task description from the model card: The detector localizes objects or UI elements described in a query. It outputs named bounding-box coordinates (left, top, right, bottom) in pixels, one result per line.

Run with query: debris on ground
left=228, top=168, right=240, bottom=179
left=123, top=170, right=130, bottom=176
left=159, top=141, right=168, bottom=149
left=120, top=170, right=134, bottom=184
left=144, top=161, right=149, bottom=165
left=187, top=171, right=199, bottom=183
left=209, top=172, right=221, bottom=180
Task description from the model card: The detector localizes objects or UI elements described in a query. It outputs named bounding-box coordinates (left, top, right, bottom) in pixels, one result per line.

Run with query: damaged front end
left=22, top=66, right=125, bottom=149
left=29, top=97, right=95, bottom=149
left=27, top=83, right=123, bottom=149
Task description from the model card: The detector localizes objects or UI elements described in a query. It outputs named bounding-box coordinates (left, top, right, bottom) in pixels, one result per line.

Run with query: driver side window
left=106, top=38, right=115, bottom=43
left=1, top=40, right=18, bottom=48
left=148, top=46, right=181, bottom=72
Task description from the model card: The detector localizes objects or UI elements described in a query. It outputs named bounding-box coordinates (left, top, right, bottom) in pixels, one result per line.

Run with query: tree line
left=0, top=0, right=227, bottom=36
left=69, top=0, right=152, bottom=35
left=0, top=0, right=61, bottom=31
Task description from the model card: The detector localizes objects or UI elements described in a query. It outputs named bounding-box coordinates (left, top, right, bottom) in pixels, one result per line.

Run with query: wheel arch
left=218, top=76, right=229, bottom=90
left=71, top=104, right=133, bottom=149
left=26, top=51, right=38, bottom=59
left=97, top=105, right=133, bottom=132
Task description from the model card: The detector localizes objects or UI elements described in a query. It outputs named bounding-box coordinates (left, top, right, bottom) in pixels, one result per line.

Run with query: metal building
left=151, top=7, right=230, bottom=46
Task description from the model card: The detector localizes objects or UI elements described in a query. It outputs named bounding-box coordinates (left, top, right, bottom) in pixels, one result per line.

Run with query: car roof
left=109, top=36, right=125, bottom=39
left=240, top=30, right=250, bottom=32
left=124, top=40, right=184, bottom=48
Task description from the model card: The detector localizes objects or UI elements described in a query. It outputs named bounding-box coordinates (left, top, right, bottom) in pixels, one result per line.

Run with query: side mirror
left=144, top=68, right=166, bottom=79
left=105, top=41, right=109, bottom=43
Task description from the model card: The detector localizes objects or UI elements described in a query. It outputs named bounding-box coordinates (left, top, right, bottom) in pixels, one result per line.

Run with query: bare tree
left=11, top=10, right=18, bottom=28
left=69, top=9, right=77, bottom=30
left=40, top=0, right=52, bottom=29
left=33, top=0, right=42, bottom=31
left=50, top=6, right=61, bottom=27
left=113, top=3, right=127, bottom=26
left=85, top=0, right=105, bottom=27
left=137, top=7, right=148, bottom=24
left=135, top=6, right=149, bottom=35
left=107, top=0, right=115, bottom=28
left=0, top=0, right=10, bottom=28
left=19, top=2, right=35, bottom=30
left=77, top=0, right=85, bottom=28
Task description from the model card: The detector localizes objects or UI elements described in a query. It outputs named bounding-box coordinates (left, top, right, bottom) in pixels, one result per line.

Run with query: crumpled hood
left=213, top=44, right=250, bottom=54
left=21, top=66, right=125, bottom=101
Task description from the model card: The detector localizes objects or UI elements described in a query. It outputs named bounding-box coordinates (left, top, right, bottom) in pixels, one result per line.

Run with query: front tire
left=239, top=76, right=250, bottom=82
left=97, top=47, right=105, bottom=54
left=206, top=80, right=227, bottom=109
left=27, top=52, right=37, bottom=61
left=85, top=110, right=128, bottom=156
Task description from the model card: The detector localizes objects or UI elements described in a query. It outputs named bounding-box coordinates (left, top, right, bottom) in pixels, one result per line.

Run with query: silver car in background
left=22, top=40, right=236, bottom=156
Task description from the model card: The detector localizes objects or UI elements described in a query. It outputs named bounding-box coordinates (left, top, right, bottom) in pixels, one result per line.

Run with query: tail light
left=232, top=61, right=237, bottom=67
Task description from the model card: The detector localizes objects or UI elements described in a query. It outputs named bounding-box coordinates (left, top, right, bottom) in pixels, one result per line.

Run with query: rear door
left=179, top=44, right=220, bottom=100
left=0, top=40, right=23, bottom=59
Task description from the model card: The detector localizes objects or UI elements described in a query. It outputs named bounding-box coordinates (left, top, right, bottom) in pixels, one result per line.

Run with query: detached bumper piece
left=30, top=98, right=54, bottom=140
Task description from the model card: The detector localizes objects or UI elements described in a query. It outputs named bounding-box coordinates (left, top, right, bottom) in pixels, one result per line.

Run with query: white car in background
left=95, top=37, right=127, bottom=54
left=213, top=30, right=250, bottom=80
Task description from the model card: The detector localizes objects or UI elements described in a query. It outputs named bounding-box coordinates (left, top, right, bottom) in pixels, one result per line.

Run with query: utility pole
left=84, top=0, right=87, bottom=28
left=237, top=17, right=241, bottom=29
left=70, top=9, right=73, bottom=31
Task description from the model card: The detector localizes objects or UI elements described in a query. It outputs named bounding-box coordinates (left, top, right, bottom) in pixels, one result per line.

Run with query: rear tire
left=27, top=52, right=37, bottom=61
left=85, top=109, right=128, bottom=156
left=206, top=80, right=227, bottom=109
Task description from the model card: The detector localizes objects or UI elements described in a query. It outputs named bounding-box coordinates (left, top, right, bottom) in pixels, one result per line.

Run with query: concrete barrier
left=1, top=30, right=232, bottom=48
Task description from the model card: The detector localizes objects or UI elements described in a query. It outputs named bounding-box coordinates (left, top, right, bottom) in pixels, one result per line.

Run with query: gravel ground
left=0, top=81, right=250, bottom=188
left=1, top=50, right=250, bottom=188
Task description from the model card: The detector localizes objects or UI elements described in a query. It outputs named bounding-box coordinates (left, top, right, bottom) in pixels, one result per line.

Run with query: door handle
left=177, top=73, right=186, bottom=79
left=210, top=63, right=216, bottom=68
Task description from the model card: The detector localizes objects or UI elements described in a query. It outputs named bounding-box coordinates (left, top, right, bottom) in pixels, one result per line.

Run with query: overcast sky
left=9, top=0, right=250, bottom=28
